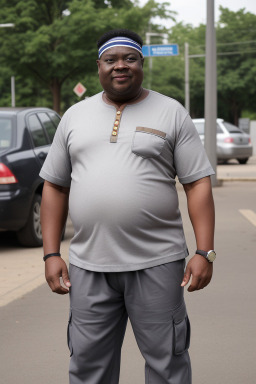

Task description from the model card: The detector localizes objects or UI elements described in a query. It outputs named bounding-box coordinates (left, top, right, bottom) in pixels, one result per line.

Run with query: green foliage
left=217, top=7, right=256, bottom=124
left=149, top=7, right=256, bottom=124
left=241, top=110, right=256, bottom=120
left=0, top=0, right=173, bottom=113
left=146, top=22, right=206, bottom=117
left=0, top=1, right=255, bottom=124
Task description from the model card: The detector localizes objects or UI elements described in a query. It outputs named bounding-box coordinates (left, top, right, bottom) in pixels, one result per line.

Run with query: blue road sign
left=142, top=44, right=179, bottom=57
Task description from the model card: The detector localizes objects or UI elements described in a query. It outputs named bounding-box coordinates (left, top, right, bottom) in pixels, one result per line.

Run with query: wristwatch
left=196, top=249, right=216, bottom=262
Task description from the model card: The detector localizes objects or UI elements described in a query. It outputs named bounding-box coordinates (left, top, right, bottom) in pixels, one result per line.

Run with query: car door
left=47, top=111, right=61, bottom=130
left=37, top=111, right=60, bottom=143
left=27, top=113, right=50, bottom=167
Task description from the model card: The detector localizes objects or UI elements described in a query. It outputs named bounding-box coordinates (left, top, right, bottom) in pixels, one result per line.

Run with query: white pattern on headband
left=98, top=37, right=143, bottom=58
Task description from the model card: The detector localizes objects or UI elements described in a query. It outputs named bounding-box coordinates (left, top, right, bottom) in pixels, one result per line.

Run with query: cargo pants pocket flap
left=173, top=315, right=190, bottom=355
left=67, top=310, right=73, bottom=357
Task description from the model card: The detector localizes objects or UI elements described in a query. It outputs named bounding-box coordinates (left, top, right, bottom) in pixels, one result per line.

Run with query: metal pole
left=146, top=33, right=152, bottom=89
left=204, top=0, right=217, bottom=186
left=145, top=32, right=168, bottom=90
left=11, top=76, right=15, bottom=107
left=148, top=57, right=152, bottom=89
left=0, top=23, right=15, bottom=27
left=184, top=42, right=190, bottom=113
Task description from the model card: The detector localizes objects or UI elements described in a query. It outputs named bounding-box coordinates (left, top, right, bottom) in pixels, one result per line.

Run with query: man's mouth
left=113, top=75, right=130, bottom=80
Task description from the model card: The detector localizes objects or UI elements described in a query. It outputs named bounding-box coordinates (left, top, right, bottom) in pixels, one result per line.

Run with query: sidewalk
left=217, top=156, right=256, bottom=181
left=0, top=221, right=73, bottom=307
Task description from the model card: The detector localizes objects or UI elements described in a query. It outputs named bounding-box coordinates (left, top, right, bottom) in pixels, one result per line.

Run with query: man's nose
left=114, top=59, right=128, bottom=70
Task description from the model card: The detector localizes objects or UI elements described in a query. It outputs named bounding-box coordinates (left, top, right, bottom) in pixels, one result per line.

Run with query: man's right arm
left=41, top=180, right=71, bottom=295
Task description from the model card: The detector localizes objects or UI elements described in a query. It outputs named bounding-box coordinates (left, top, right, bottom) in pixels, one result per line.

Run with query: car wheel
left=16, top=194, right=43, bottom=247
left=238, top=158, right=248, bottom=164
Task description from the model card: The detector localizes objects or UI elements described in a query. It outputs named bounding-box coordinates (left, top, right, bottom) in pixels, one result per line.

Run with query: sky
left=140, top=0, right=256, bottom=28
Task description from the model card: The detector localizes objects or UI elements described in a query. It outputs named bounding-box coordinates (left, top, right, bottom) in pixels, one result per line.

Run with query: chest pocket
left=131, top=127, right=167, bottom=159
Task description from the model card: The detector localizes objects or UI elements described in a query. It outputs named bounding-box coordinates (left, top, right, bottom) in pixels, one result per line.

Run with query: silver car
left=192, top=118, right=253, bottom=164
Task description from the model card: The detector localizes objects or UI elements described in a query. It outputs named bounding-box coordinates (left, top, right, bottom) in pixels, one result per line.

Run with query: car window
left=194, top=122, right=223, bottom=134
left=48, top=112, right=61, bottom=129
left=37, top=112, right=57, bottom=143
left=223, top=122, right=242, bottom=134
left=216, top=123, right=223, bottom=133
left=0, top=118, right=13, bottom=150
left=28, top=114, right=48, bottom=147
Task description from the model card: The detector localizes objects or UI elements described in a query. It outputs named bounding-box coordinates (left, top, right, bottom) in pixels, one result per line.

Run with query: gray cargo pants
left=68, top=261, right=191, bottom=384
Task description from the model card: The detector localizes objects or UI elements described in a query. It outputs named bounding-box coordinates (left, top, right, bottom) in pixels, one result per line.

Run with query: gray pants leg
left=123, top=262, right=191, bottom=384
left=68, top=264, right=128, bottom=384
left=68, top=261, right=191, bottom=384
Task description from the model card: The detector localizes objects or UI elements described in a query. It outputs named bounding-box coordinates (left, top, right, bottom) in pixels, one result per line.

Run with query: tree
left=147, top=22, right=206, bottom=118
left=217, top=7, right=256, bottom=124
left=0, top=0, right=173, bottom=113
left=149, top=7, right=256, bottom=124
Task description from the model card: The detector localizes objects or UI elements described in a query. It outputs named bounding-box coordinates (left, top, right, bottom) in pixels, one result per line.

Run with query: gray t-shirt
left=40, top=91, right=214, bottom=272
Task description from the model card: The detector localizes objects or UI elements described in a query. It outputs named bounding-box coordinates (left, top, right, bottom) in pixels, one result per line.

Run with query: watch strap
left=43, top=252, right=61, bottom=261
left=196, top=249, right=208, bottom=257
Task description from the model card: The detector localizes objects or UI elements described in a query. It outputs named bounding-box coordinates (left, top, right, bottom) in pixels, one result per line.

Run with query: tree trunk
left=51, top=78, right=61, bottom=114
left=231, top=99, right=241, bottom=126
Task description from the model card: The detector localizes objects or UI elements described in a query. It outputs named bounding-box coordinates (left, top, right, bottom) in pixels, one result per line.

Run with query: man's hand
left=181, top=254, right=213, bottom=292
left=45, top=257, right=71, bottom=295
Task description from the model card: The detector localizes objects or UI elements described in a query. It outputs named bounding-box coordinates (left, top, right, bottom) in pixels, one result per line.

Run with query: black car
left=0, top=107, right=61, bottom=246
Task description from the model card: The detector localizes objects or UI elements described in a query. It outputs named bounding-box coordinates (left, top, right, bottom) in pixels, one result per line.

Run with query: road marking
left=239, top=210, right=256, bottom=227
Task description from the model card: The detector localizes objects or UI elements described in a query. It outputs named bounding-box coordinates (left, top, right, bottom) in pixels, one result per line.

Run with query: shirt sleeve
left=39, top=112, right=72, bottom=187
left=174, top=114, right=215, bottom=184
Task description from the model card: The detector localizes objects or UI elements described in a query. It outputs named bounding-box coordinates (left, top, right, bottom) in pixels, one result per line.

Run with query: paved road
left=1, top=161, right=256, bottom=384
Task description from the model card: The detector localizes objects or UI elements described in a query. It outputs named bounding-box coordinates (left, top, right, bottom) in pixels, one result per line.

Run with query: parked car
left=192, top=118, right=253, bottom=164
left=0, top=107, right=61, bottom=246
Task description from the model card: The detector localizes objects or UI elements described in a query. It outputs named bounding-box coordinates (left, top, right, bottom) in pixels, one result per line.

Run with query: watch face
left=207, top=251, right=216, bottom=262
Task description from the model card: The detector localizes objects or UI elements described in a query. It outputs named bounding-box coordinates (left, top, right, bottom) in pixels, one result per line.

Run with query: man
left=40, top=29, right=215, bottom=384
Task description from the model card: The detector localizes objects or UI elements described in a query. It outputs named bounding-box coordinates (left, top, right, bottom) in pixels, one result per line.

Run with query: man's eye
left=127, top=57, right=136, bottom=62
left=105, top=59, right=114, bottom=63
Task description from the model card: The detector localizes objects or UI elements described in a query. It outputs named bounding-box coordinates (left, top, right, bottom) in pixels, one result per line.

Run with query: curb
left=218, top=178, right=256, bottom=182
left=177, top=178, right=256, bottom=189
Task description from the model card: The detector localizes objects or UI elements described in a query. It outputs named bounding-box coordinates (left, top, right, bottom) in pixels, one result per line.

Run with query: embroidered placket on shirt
left=110, top=110, right=122, bottom=143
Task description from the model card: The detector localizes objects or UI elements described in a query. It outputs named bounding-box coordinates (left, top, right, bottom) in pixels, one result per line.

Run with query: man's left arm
left=181, top=176, right=215, bottom=292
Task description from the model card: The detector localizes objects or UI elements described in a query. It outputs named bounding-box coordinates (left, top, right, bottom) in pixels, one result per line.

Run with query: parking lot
left=1, top=158, right=256, bottom=384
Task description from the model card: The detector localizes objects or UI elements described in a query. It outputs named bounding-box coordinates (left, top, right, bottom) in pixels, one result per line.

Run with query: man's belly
left=69, top=165, right=179, bottom=233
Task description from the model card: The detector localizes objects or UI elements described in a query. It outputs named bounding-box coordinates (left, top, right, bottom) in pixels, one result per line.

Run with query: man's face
left=97, top=46, right=144, bottom=102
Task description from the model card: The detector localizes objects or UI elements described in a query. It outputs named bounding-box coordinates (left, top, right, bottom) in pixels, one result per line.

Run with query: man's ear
left=141, top=57, right=144, bottom=68
left=96, top=59, right=100, bottom=73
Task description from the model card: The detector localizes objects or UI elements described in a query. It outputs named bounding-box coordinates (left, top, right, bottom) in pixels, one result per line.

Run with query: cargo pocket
left=67, top=310, right=73, bottom=357
left=131, top=127, right=166, bottom=158
left=173, top=302, right=191, bottom=355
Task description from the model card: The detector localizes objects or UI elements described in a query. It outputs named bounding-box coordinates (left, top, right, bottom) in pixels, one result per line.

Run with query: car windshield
left=193, top=121, right=226, bottom=135
left=0, top=118, right=13, bottom=151
left=223, top=122, right=242, bottom=134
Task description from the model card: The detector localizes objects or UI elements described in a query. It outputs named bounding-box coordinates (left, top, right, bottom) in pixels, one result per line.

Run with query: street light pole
left=204, top=0, right=217, bottom=186
left=11, top=76, right=15, bottom=107
left=184, top=42, right=190, bottom=113
left=145, top=32, right=168, bottom=89
left=146, top=33, right=153, bottom=89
